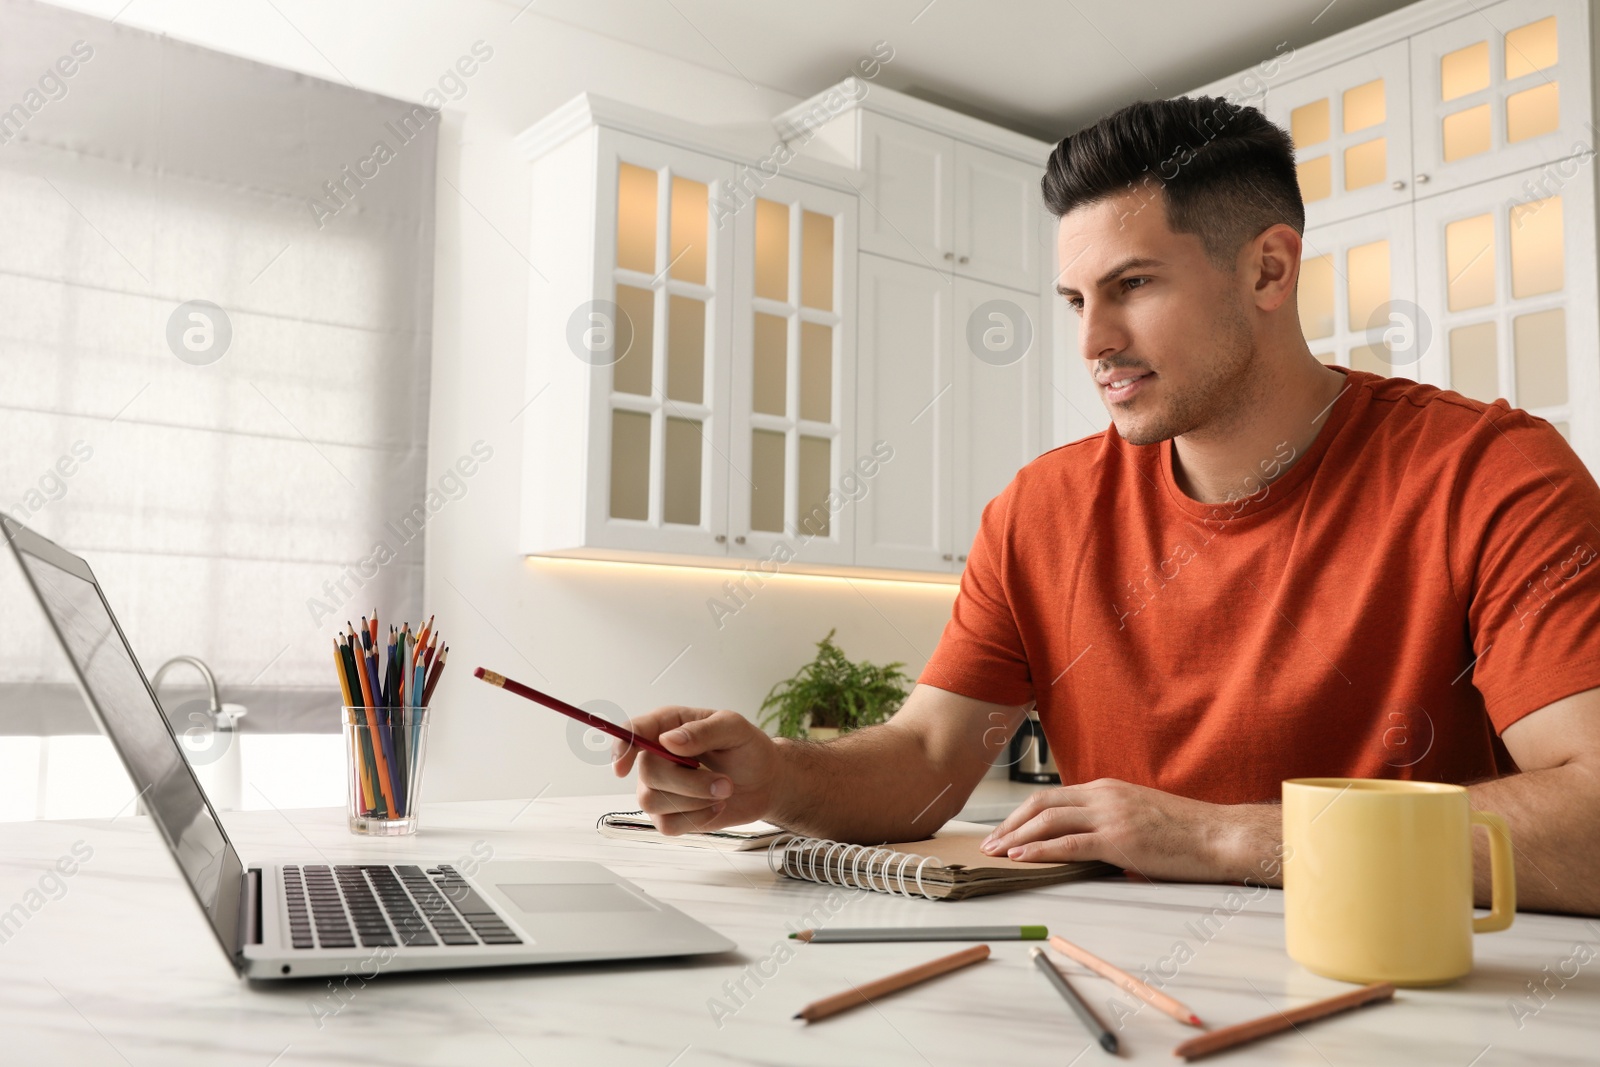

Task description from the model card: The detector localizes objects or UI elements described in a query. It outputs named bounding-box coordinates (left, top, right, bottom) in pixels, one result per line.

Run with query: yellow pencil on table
left=1049, top=934, right=1205, bottom=1028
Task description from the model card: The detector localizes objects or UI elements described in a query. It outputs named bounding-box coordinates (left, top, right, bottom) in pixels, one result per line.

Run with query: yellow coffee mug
left=1282, top=778, right=1515, bottom=986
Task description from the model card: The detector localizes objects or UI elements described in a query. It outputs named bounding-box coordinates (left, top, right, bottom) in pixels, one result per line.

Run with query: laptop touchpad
left=497, top=882, right=658, bottom=914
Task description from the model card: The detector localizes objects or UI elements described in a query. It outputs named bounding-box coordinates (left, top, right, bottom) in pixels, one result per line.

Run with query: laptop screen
left=4, top=519, right=244, bottom=971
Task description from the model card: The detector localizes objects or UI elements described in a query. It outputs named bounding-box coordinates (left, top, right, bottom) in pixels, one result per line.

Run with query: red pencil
left=473, top=667, right=700, bottom=769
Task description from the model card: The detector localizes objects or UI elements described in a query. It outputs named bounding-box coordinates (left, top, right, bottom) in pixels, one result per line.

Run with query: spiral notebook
left=767, top=820, right=1119, bottom=901
left=596, top=810, right=788, bottom=852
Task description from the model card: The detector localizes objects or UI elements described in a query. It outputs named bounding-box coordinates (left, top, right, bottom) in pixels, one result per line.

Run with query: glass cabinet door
left=595, top=133, right=733, bottom=556
left=1409, top=0, right=1591, bottom=198
left=1298, top=203, right=1418, bottom=381
left=1267, top=40, right=1413, bottom=228
left=1415, top=167, right=1598, bottom=465
left=729, top=175, right=857, bottom=566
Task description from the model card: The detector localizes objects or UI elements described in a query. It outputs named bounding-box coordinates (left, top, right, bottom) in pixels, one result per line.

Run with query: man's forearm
left=1469, top=763, right=1600, bottom=915
left=765, top=721, right=978, bottom=843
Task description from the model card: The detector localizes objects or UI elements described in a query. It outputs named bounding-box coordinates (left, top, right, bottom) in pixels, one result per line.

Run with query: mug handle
left=1471, top=811, right=1516, bottom=933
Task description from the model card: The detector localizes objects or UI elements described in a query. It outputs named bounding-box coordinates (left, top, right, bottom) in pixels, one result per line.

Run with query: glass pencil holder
left=343, top=706, right=431, bottom=836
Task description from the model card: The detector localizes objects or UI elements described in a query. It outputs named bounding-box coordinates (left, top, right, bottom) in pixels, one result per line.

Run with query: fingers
left=982, top=787, right=1077, bottom=850
left=638, top=750, right=732, bottom=802
left=982, top=796, right=1093, bottom=856
left=656, top=709, right=758, bottom=757
left=612, top=706, right=716, bottom=777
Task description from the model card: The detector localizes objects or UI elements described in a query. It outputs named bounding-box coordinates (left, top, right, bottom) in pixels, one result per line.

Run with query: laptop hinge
left=241, top=867, right=263, bottom=946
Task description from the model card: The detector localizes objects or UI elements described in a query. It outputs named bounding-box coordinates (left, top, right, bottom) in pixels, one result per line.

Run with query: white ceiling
left=513, top=0, right=1415, bottom=141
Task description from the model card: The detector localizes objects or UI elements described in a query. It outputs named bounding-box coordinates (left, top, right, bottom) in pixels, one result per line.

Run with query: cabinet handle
left=1415, top=173, right=1430, bottom=184
left=943, top=252, right=954, bottom=261
left=958, top=256, right=969, bottom=264
left=942, top=553, right=954, bottom=561
left=734, top=535, right=747, bottom=545
left=714, top=534, right=726, bottom=543
left=1391, top=179, right=1406, bottom=190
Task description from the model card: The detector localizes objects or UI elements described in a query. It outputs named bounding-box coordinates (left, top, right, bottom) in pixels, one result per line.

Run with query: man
left=613, top=96, right=1600, bottom=916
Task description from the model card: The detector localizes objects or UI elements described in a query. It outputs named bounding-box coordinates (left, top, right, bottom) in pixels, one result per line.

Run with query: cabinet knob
left=943, top=252, right=954, bottom=261
left=1415, top=173, right=1430, bottom=184
left=958, top=256, right=969, bottom=264
left=1391, top=179, right=1406, bottom=190
left=942, top=553, right=954, bottom=561
left=957, top=554, right=967, bottom=562
left=734, top=535, right=747, bottom=545
left=714, top=534, right=726, bottom=543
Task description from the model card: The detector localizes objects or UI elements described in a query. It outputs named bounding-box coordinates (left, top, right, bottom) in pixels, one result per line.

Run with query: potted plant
left=758, top=629, right=913, bottom=740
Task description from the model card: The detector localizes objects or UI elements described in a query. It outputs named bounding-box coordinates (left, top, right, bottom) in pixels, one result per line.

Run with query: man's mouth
left=1099, top=369, right=1154, bottom=402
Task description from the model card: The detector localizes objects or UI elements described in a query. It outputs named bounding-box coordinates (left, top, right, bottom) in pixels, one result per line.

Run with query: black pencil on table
left=1031, top=946, right=1119, bottom=1054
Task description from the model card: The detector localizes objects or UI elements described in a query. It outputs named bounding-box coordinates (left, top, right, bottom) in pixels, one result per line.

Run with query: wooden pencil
left=1172, top=983, right=1395, bottom=1061
left=334, top=638, right=375, bottom=812
left=793, top=945, right=990, bottom=1023
left=1049, top=934, right=1204, bottom=1028
left=421, top=645, right=447, bottom=705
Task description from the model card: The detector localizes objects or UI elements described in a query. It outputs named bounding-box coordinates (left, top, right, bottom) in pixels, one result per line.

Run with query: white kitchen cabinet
left=1408, top=0, right=1592, bottom=199
left=1413, top=166, right=1599, bottom=467
left=854, top=253, right=954, bottom=572
left=1176, top=0, right=1600, bottom=478
left=727, top=174, right=858, bottom=567
left=855, top=252, right=1042, bottom=574
left=1297, top=201, right=1418, bottom=376
left=520, top=88, right=1054, bottom=578
left=855, top=110, right=1043, bottom=292
left=1266, top=41, right=1415, bottom=228
left=521, top=124, right=737, bottom=562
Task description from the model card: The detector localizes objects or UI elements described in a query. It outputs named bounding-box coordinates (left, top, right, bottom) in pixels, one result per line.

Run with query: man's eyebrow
left=1055, top=257, right=1168, bottom=298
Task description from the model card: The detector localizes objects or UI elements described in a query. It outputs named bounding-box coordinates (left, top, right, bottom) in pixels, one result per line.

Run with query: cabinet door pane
left=1347, top=240, right=1390, bottom=331
left=610, top=411, right=651, bottom=520
left=798, top=435, right=831, bottom=538
left=613, top=284, right=655, bottom=395
left=1344, top=79, right=1386, bottom=131
left=1514, top=308, right=1566, bottom=408
left=1449, top=321, right=1499, bottom=402
left=799, top=322, right=832, bottom=423
left=750, top=429, right=785, bottom=533
left=801, top=211, right=834, bottom=311
left=752, top=313, right=787, bottom=415
left=663, top=417, right=702, bottom=525
left=669, top=176, right=708, bottom=284
left=1504, top=15, right=1557, bottom=78
left=666, top=295, right=705, bottom=403
left=1446, top=214, right=1496, bottom=310
left=617, top=163, right=657, bottom=273
left=1506, top=82, right=1560, bottom=143
left=1440, top=41, right=1490, bottom=101
left=1510, top=196, right=1563, bottom=298
left=1300, top=254, right=1336, bottom=340
left=754, top=198, right=789, bottom=301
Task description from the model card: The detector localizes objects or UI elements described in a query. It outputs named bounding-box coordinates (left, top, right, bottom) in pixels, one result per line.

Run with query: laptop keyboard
left=282, top=864, right=523, bottom=950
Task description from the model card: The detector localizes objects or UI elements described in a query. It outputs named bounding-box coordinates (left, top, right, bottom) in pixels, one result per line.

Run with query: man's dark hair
left=1041, top=96, right=1304, bottom=272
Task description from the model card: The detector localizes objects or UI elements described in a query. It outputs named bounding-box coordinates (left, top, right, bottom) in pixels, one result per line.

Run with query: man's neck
left=1170, top=354, right=1348, bottom=505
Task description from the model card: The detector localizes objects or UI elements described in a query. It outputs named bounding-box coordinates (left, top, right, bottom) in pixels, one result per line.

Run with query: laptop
left=2, top=516, right=735, bottom=979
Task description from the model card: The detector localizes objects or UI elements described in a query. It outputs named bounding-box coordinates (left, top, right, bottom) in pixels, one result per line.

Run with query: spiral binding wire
left=766, top=833, right=947, bottom=900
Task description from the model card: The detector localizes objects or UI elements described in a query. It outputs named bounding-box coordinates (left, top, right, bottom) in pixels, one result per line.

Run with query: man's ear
left=1247, top=224, right=1301, bottom=313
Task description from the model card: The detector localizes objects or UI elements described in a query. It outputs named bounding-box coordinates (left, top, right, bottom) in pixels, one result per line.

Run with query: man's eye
left=1124, top=277, right=1148, bottom=291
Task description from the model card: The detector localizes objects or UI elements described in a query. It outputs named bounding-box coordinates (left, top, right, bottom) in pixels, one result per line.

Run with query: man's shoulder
left=1341, top=371, right=1568, bottom=460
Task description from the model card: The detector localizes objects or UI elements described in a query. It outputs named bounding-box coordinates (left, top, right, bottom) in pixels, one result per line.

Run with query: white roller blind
left=0, top=0, right=436, bottom=731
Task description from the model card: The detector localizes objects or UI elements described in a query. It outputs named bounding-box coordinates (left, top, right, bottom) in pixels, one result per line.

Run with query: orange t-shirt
left=919, top=369, right=1600, bottom=804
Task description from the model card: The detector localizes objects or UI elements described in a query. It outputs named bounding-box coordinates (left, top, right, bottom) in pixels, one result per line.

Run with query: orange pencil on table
left=793, top=945, right=990, bottom=1023
left=1049, top=934, right=1205, bottom=1028
left=1173, top=982, right=1394, bottom=1060
left=334, top=638, right=375, bottom=812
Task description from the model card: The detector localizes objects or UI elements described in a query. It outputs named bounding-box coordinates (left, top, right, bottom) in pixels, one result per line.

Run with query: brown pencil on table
left=1172, top=982, right=1395, bottom=1060
left=1048, top=934, right=1204, bottom=1028
left=793, top=944, right=990, bottom=1023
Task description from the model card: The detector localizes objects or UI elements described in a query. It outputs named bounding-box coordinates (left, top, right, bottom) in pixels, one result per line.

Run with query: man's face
left=1056, top=187, right=1261, bottom=446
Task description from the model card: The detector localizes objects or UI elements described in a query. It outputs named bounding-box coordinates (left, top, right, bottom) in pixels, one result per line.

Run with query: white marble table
left=1, top=794, right=1595, bottom=1066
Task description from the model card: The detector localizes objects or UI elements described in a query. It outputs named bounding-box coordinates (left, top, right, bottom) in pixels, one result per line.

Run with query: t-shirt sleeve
left=916, top=477, right=1035, bottom=706
left=1454, top=407, right=1600, bottom=733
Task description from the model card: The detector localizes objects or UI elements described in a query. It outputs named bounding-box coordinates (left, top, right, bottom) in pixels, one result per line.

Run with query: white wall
left=36, top=0, right=965, bottom=801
